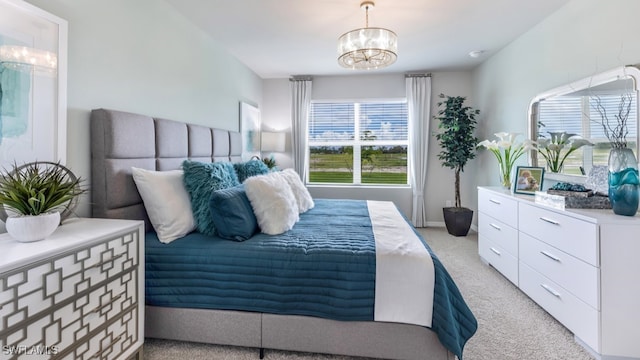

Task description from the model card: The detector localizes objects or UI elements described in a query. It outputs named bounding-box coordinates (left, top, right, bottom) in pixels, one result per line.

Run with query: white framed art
left=0, top=0, right=67, bottom=169
left=240, top=101, right=261, bottom=161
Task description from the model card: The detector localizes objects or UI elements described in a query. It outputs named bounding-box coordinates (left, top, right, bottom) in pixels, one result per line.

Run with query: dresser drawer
left=519, top=263, right=599, bottom=351
left=519, top=232, right=599, bottom=309
left=0, top=230, right=139, bottom=332
left=479, top=235, right=518, bottom=285
left=0, top=270, right=138, bottom=357
left=478, top=188, right=518, bottom=227
left=518, top=202, right=598, bottom=266
left=478, top=213, right=518, bottom=256
left=62, top=307, right=139, bottom=360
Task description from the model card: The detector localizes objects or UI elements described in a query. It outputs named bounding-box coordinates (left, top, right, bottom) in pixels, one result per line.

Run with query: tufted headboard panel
left=90, top=108, right=242, bottom=228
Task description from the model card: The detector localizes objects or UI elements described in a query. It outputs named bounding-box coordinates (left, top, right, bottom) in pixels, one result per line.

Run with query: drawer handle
left=489, top=199, right=501, bottom=205
left=540, top=284, right=561, bottom=298
left=89, top=294, right=123, bottom=314
left=490, top=247, right=501, bottom=256
left=539, top=217, right=560, bottom=225
left=540, top=251, right=561, bottom=262
left=88, top=334, right=123, bottom=360
left=489, top=223, right=502, bottom=231
left=87, top=253, right=127, bottom=270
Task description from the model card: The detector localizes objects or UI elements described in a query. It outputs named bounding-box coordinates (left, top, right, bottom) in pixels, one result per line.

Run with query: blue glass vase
left=608, top=148, right=640, bottom=216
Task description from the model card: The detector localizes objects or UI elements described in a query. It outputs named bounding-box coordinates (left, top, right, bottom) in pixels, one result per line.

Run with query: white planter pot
left=6, top=212, right=61, bottom=243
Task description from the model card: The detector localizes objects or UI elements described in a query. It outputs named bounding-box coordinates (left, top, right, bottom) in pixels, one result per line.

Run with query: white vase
left=6, top=212, right=61, bottom=242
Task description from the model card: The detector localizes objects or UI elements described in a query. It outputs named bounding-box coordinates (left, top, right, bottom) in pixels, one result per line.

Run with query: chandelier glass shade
left=337, top=1, right=397, bottom=70
left=0, top=45, right=57, bottom=73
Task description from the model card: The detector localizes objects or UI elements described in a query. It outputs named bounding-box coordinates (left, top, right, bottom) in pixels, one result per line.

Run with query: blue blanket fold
left=145, top=199, right=477, bottom=358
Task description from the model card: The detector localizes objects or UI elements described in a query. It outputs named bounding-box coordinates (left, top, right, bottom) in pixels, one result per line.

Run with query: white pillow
left=244, top=172, right=299, bottom=235
left=279, top=169, right=314, bottom=213
left=131, top=167, right=196, bottom=243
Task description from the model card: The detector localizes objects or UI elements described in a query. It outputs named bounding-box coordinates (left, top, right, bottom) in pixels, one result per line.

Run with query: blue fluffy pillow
left=234, top=159, right=270, bottom=183
left=182, top=160, right=240, bottom=236
left=209, top=184, right=258, bottom=241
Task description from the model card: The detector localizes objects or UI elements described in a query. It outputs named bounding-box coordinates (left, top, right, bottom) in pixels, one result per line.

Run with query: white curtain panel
left=290, top=78, right=312, bottom=182
left=406, top=75, right=432, bottom=227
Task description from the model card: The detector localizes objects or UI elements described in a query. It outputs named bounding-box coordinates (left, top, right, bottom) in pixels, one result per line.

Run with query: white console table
left=478, top=186, right=640, bottom=360
left=0, top=218, right=144, bottom=360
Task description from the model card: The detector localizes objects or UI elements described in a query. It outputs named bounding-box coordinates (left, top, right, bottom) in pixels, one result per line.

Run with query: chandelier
left=337, top=1, right=397, bottom=70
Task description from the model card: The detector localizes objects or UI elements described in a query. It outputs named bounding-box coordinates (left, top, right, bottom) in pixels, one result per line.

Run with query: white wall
left=25, top=0, right=263, bottom=217
left=262, top=71, right=474, bottom=222
left=473, top=0, right=640, bottom=206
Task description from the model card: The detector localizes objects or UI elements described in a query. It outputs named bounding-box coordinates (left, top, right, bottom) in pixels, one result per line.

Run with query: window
left=308, top=100, right=408, bottom=185
left=536, top=93, right=637, bottom=175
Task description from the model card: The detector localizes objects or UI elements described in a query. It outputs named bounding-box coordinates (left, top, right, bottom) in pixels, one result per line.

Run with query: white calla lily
left=478, top=132, right=532, bottom=188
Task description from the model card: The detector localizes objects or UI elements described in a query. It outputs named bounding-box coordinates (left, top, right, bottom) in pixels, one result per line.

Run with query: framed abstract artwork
left=239, top=101, right=261, bottom=161
left=0, top=0, right=67, bottom=169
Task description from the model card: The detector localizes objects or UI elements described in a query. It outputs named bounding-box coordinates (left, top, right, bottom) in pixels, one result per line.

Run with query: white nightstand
left=0, top=217, right=144, bottom=360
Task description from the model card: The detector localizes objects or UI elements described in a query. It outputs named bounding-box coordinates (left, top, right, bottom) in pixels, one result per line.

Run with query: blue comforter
left=145, top=199, right=477, bottom=358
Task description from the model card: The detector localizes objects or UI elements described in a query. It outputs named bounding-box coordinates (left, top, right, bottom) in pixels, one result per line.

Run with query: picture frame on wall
left=239, top=101, right=261, bottom=161
left=514, top=166, right=545, bottom=195
left=0, top=0, right=68, bottom=168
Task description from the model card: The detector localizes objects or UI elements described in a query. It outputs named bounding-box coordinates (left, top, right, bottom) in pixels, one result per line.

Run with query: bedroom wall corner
left=472, top=0, right=640, bottom=208
left=24, top=0, right=263, bottom=218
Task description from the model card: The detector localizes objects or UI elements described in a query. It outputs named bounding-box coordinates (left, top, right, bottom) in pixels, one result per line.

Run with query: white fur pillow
left=131, top=167, right=196, bottom=243
left=279, top=169, right=314, bottom=213
left=244, top=172, right=299, bottom=235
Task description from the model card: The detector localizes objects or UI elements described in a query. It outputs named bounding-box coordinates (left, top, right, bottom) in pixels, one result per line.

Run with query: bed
left=90, top=108, right=477, bottom=360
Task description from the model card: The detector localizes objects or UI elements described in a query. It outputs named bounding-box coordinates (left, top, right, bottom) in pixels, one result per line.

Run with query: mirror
left=0, top=0, right=67, bottom=168
left=529, top=66, right=639, bottom=180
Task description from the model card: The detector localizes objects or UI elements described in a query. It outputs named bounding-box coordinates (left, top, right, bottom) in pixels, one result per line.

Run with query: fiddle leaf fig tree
left=434, top=94, right=479, bottom=208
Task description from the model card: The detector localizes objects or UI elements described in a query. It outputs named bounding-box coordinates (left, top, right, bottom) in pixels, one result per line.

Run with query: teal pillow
left=234, top=159, right=270, bottom=183
left=209, top=184, right=258, bottom=241
left=182, top=160, right=240, bottom=236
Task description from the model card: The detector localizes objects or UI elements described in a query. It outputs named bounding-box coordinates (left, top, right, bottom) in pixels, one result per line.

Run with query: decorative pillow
left=182, top=160, right=240, bottom=236
left=234, top=159, right=270, bottom=183
left=279, top=168, right=314, bottom=213
left=131, top=167, right=195, bottom=243
left=209, top=184, right=258, bottom=241
left=244, top=172, right=299, bottom=235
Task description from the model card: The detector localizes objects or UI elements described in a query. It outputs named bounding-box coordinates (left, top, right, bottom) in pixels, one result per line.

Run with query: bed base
left=145, top=306, right=453, bottom=360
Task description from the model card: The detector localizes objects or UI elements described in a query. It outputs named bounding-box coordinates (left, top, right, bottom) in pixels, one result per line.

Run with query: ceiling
left=165, top=0, right=570, bottom=79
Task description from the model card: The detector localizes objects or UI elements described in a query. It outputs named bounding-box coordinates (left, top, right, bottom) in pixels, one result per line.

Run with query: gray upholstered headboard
left=90, top=108, right=242, bottom=228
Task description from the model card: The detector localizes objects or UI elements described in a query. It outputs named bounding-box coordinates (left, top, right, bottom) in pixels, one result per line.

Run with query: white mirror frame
left=0, top=0, right=68, bottom=166
left=528, top=65, right=640, bottom=183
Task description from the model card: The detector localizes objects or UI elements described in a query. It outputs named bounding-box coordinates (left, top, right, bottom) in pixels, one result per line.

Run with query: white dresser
left=478, top=186, right=640, bottom=360
left=0, top=218, right=144, bottom=360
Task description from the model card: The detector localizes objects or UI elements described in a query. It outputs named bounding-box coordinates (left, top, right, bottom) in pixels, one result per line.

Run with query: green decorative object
left=434, top=94, right=479, bottom=236
left=0, top=161, right=85, bottom=219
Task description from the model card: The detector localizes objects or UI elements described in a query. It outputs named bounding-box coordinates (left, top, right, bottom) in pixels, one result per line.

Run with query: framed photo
left=239, top=101, right=260, bottom=161
left=514, top=166, right=545, bottom=195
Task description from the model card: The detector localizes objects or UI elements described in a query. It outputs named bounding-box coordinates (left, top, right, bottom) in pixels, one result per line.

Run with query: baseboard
left=422, top=222, right=478, bottom=233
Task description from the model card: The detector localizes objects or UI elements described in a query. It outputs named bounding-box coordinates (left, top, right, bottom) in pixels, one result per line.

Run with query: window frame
left=307, top=98, right=410, bottom=186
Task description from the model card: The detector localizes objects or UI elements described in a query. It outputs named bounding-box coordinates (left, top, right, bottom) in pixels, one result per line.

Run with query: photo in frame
left=239, top=101, right=261, bottom=161
left=514, top=166, right=545, bottom=195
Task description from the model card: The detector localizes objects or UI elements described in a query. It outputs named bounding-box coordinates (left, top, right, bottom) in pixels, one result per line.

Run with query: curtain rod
left=405, top=73, right=432, bottom=78
left=290, top=76, right=313, bottom=81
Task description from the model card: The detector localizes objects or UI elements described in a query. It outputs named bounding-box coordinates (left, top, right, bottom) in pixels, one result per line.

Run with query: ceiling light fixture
left=337, top=1, right=397, bottom=70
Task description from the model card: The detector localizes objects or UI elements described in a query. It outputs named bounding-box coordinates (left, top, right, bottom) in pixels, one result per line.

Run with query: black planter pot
left=443, top=207, right=474, bottom=237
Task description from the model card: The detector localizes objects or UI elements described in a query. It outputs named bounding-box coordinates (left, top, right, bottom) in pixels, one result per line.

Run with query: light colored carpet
left=143, top=227, right=595, bottom=360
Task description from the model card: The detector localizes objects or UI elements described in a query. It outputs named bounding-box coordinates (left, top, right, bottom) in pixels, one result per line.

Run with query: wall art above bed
left=240, top=101, right=261, bottom=161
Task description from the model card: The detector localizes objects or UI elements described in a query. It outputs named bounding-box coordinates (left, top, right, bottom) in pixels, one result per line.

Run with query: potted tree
left=434, top=94, right=479, bottom=236
left=0, top=161, right=86, bottom=242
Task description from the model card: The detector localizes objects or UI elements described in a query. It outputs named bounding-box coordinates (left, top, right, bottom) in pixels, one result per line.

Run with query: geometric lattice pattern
left=0, top=229, right=140, bottom=360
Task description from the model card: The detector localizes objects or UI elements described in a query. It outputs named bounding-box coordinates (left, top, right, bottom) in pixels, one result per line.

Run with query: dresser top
left=0, top=217, right=143, bottom=273
left=479, top=186, right=640, bottom=225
